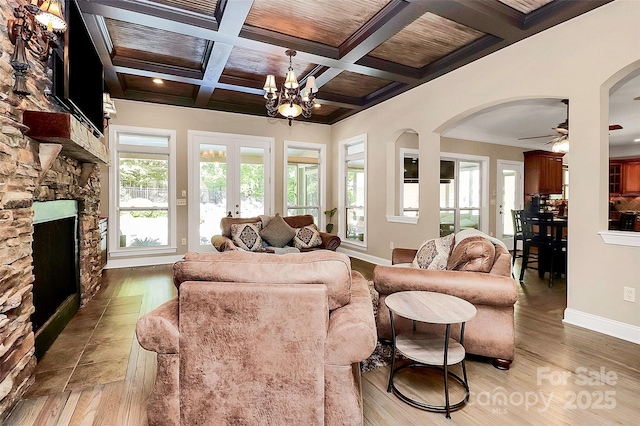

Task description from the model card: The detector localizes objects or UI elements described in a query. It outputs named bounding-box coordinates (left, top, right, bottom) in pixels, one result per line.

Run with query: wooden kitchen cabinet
left=622, top=160, right=640, bottom=194
left=524, top=150, right=564, bottom=195
left=610, top=158, right=640, bottom=195
left=609, top=161, right=622, bottom=194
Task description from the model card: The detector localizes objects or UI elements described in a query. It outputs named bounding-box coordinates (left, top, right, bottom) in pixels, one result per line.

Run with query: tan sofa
left=136, top=250, right=377, bottom=426
left=211, top=214, right=341, bottom=252
left=373, top=240, right=518, bottom=370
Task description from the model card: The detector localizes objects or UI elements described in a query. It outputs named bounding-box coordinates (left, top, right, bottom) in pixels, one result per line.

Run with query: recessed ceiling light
left=152, top=78, right=164, bottom=84
left=634, top=138, right=640, bottom=142
left=313, top=103, right=321, bottom=108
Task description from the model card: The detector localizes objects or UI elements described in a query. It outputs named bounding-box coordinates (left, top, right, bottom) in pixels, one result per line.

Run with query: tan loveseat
left=211, top=214, right=341, bottom=252
left=373, top=237, right=518, bottom=370
left=136, top=250, right=377, bottom=426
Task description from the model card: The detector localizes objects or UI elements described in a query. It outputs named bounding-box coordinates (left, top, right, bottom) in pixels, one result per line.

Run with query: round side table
left=385, top=291, right=477, bottom=419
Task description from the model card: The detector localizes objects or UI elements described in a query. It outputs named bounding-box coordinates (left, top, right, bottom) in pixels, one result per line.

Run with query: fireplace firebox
left=32, top=200, right=80, bottom=359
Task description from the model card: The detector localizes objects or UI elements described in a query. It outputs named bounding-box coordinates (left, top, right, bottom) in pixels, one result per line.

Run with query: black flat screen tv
left=52, top=0, right=104, bottom=138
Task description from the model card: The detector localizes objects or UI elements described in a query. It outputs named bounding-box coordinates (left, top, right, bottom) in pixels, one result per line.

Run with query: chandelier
left=264, top=49, right=318, bottom=126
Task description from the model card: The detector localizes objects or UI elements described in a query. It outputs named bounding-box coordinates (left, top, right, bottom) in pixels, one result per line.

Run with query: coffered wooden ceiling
left=79, top=0, right=612, bottom=125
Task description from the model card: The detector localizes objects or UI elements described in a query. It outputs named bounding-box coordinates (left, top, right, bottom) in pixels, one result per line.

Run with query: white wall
left=330, top=1, right=640, bottom=335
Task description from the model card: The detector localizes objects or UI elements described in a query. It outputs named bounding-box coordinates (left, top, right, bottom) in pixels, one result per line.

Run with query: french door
left=496, top=160, right=524, bottom=250
left=188, top=131, right=274, bottom=252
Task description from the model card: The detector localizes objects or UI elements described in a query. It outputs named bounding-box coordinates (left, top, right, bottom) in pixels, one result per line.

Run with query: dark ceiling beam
left=239, top=26, right=339, bottom=60
left=420, top=34, right=504, bottom=80
left=112, top=65, right=204, bottom=86
left=522, top=0, right=614, bottom=31
left=82, top=14, right=123, bottom=97
left=80, top=0, right=420, bottom=84
left=195, top=0, right=254, bottom=107
left=126, top=90, right=195, bottom=108
left=78, top=0, right=219, bottom=32
left=112, top=56, right=204, bottom=80
left=339, top=0, right=429, bottom=62
left=354, top=56, right=422, bottom=79
left=425, top=0, right=522, bottom=40
left=315, top=93, right=362, bottom=109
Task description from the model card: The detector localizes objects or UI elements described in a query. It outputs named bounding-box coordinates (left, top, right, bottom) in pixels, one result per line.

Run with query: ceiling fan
left=518, top=99, right=623, bottom=153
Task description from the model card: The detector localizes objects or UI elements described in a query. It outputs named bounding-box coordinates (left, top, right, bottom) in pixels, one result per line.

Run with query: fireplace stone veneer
left=0, top=128, right=103, bottom=418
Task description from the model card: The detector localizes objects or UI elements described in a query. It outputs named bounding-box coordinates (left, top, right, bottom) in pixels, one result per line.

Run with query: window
left=285, top=142, right=326, bottom=225
left=439, top=154, right=488, bottom=237
left=109, top=126, right=176, bottom=256
left=339, top=134, right=367, bottom=246
left=400, top=148, right=419, bottom=217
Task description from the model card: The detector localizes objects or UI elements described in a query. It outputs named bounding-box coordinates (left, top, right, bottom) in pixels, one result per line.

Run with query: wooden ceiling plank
left=339, top=0, right=431, bottom=62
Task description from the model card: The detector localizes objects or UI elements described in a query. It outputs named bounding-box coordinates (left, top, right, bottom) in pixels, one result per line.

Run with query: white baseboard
left=563, top=308, right=640, bottom=345
left=105, top=254, right=184, bottom=269
left=337, top=247, right=391, bottom=266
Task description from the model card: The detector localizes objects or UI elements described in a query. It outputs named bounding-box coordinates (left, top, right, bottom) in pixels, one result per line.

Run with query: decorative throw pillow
left=230, top=222, right=263, bottom=251
left=447, top=236, right=495, bottom=273
left=293, top=224, right=323, bottom=249
left=260, top=213, right=296, bottom=248
left=412, top=233, right=455, bottom=270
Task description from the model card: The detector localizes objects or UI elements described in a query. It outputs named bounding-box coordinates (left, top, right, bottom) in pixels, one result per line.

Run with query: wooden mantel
left=23, top=111, right=110, bottom=165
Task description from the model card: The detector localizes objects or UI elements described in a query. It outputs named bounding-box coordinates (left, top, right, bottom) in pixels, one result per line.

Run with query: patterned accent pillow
left=293, top=224, right=323, bottom=249
left=412, top=233, right=455, bottom=270
left=230, top=222, right=263, bottom=251
left=260, top=213, right=296, bottom=248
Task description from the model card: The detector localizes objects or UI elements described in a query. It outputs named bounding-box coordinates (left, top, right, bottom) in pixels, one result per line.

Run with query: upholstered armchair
left=374, top=236, right=518, bottom=370
left=136, top=250, right=376, bottom=426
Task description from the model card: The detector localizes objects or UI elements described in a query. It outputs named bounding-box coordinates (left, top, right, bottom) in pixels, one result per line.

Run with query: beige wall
left=101, top=101, right=332, bottom=260
left=330, top=1, right=640, bottom=329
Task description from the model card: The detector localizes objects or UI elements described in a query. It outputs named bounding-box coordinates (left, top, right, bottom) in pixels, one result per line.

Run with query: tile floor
left=26, top=294, right=143, bottom=398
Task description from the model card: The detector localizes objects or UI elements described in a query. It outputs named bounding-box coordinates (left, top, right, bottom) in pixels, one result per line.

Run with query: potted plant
left=324, top=207, right=337, bottom=233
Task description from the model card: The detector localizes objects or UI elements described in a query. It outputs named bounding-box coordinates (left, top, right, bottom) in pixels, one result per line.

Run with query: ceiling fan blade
left=518, top=134, right=556, bottom=140
left=609, top=124, right=623, bottom=131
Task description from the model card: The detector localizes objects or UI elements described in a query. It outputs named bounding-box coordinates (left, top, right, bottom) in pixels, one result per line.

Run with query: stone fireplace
left=0, top=0, right=107, bottom=418
left=0, top=125, right=105, bottom=417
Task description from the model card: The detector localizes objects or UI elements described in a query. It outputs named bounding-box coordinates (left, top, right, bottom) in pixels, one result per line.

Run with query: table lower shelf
left=396, top=332, right=466, bottom=366
left=389, top=363, right=470, bottom=414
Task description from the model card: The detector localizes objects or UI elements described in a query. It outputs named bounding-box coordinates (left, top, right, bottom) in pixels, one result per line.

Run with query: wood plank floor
left=5, top=261, right=639, bottom=425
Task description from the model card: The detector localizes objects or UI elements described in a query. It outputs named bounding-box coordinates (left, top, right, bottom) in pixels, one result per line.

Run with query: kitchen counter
left=608, top=211, right=640, bottom=231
